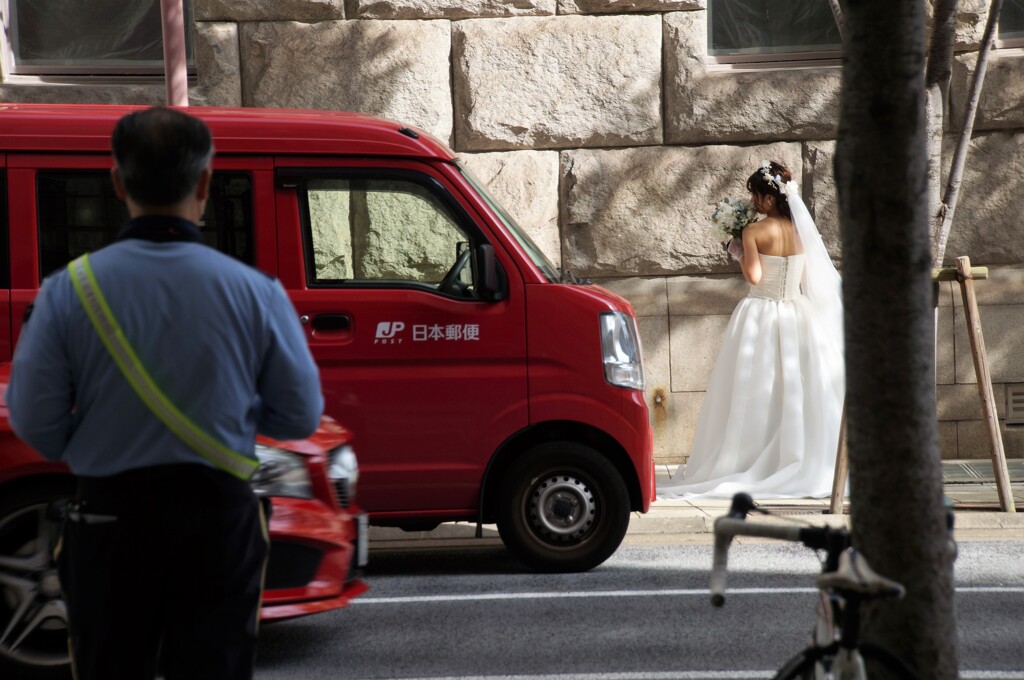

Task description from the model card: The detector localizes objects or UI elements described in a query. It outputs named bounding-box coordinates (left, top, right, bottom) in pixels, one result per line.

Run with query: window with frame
left=3, top=0, right=194, bottom=76
left=999, top=0, right=1024, bottom=43
left=708, top=0, right=842, bottom=64
left=301, top=175, right=480, bottom=297
left=37, top=170, right=253, bottom=280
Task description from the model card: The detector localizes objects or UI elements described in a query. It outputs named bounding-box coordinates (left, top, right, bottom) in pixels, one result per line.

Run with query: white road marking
left=355, top=585, right=1024, bottom=605
left=348, top=672, right=1024, bottom=680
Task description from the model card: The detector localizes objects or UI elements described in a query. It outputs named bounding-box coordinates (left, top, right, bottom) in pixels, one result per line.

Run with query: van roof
left=0, top=103, right=457, bottom=160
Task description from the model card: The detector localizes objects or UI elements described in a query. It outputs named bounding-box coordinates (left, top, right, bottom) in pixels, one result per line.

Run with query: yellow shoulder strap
left=68, top=254, right=258, bottom=480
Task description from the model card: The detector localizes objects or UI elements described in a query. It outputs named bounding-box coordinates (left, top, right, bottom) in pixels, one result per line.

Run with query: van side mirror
left=476, top=243, right=507, bottom=302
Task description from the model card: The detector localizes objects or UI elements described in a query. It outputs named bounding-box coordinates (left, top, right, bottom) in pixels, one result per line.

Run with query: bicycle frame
left=710, top=493, right=917, bottom=680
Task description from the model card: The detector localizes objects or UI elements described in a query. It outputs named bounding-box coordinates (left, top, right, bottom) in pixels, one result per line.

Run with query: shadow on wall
left=561, top=144, right=790, bottom=279
left=238, top=21, right=413, bottom=118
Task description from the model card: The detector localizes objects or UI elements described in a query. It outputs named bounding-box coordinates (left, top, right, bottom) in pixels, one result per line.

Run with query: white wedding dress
left=658, top=252, right=845, bottom=499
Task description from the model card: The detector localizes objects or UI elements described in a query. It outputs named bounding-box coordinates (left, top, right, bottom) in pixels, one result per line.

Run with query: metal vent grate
left=1006, top=384, right=1024, bottom=426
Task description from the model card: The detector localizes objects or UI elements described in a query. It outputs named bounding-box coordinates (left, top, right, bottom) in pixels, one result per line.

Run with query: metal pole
left=160, top=0, right=189, bottom=106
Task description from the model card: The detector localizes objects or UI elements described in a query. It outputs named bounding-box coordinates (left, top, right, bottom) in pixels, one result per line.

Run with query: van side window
left=302, top=176, right=477, bottom=297
left=37, top=171, right=254, bottom=279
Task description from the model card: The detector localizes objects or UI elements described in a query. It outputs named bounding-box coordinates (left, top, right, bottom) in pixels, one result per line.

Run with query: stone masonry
left=2, top=1, right=1023, bottom=465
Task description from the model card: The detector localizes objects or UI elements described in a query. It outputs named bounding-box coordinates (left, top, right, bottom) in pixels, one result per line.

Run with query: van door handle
left=310, top=314, right=350, bottom=332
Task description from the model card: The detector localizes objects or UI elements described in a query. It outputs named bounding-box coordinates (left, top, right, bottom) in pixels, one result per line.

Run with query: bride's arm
left=740, top=226, right=762, bottom=285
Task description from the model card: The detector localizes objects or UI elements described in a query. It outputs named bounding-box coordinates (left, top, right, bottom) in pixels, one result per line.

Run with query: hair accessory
left=758, top=160, right=782, bottom=192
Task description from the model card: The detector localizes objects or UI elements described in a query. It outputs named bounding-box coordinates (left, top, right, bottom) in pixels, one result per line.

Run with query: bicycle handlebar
left=709, top=516, right=804, bottom=607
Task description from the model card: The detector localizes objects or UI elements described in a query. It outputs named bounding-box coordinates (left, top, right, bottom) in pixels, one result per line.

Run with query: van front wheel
left=496, top=443, right=630, bottom=573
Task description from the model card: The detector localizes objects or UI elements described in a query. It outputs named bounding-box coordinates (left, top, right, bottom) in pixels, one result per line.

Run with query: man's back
left=7, top=217, right=322, bottom=475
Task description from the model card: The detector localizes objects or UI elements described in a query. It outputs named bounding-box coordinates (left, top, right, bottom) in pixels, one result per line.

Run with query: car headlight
left=328, top=444, right=359, bottom=508
left=250, top=445, right=313, bottom=499
left=600, top=311, right=645, bottom=390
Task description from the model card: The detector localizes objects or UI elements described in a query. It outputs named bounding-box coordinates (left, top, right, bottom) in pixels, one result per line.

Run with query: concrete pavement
left=368, top=459, right=1024, bottom=549
left=629, top=458, right=1024, bottom=544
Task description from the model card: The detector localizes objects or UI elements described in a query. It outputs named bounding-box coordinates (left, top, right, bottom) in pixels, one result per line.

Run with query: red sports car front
left=0, top=363, right=367, bottom=678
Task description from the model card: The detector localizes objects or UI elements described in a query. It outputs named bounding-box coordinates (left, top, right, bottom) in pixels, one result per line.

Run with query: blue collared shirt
left=6, top=216, right=324, bottom=477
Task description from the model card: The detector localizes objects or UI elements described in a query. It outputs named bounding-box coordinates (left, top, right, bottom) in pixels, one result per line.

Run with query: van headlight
left=600, top=311, right=645, bottom=390
left=328, top=445, right=359, bottom=508
left=250, top=445, right=313, bottom=499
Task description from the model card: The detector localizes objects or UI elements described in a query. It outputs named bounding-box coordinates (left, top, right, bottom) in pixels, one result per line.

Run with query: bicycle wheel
left=772, top=648, right=824, bottom=680
left=860, top=643, right=919, bottom=679
left=773, top=643, right=918, bottom=680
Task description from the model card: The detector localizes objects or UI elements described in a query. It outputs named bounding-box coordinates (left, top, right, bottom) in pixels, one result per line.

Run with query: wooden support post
left=829, top=402, right=848, bottom=514
left=955, top=256, right=1016, bottom=512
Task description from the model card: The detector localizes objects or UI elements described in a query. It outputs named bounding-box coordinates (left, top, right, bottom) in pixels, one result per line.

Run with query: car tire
left=0, top=478, right=74, bottom=680
left=496, top=442, right=630, bottom=573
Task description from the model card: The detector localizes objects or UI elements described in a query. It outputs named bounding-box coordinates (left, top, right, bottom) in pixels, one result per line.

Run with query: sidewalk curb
left=367, top=506, right=1024, bottom=545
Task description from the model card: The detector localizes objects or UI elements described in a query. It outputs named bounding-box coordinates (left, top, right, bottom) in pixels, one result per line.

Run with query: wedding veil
left=785, top=183, right=844, bottom=362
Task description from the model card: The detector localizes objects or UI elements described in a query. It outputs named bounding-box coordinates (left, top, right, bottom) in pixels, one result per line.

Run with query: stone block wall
left=3, top=0, right=1024, bottom=463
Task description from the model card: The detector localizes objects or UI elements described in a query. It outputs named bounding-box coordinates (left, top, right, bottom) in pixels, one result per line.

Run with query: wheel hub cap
left=530, top=474, right=597, bottom=542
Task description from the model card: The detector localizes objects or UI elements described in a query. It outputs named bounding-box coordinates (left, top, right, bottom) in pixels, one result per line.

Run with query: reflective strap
left=68, top=255, right=258, bottom=480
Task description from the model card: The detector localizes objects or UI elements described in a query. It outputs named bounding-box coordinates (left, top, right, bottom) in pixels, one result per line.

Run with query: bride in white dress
left=659, top=161, right=845, bottom=499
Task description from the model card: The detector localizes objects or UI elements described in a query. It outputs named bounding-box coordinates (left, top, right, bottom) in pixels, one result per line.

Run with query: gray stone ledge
left=195, top=0, right=345, bottom=21
left=559, top=0, right=702, bottom=14
left=350, top=0, right=555, bottom=19
left=0, top=83, right=165, bottom=105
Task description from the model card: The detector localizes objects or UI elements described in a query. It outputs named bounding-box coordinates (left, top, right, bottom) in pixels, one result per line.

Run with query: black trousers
left=57, top=464, right=269, bottom=680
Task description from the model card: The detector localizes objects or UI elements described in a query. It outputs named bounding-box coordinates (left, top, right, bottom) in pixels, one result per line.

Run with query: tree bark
left=925, top=0, right=959, bottom=262
left=932, top=0, right=1005, bottom=265
left=835, top=0, right=959, bottom=677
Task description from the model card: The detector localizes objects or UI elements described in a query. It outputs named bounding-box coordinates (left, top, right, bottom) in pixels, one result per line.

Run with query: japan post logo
left=374, top=321, right=405, bottom=344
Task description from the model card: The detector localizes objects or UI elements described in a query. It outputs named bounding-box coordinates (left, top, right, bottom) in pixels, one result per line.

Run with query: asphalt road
left=254, top=540, right=1024, bottom=679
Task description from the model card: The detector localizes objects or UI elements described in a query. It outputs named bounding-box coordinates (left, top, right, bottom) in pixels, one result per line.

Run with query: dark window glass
left=37, top=171, right=253, bottom=280
left=708, top=0, right=841, bottom=57
left=1000, top=0, right=1024, bottom=40
left=8, top=0, right=194, bottom=75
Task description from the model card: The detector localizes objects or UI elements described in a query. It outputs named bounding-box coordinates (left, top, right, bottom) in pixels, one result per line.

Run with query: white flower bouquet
left=711, top=197, right=759, bottom=241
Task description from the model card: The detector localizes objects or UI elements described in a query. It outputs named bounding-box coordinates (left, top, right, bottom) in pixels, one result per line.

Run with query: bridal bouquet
left=711, top=197, right=759, bottom=241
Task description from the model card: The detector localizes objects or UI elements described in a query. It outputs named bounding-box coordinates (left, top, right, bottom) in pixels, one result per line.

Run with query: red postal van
left=0, top=104, right=655, bottom=581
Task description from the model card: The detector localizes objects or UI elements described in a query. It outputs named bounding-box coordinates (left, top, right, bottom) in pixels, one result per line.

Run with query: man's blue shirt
left=5, top=216, right=324, bottom=477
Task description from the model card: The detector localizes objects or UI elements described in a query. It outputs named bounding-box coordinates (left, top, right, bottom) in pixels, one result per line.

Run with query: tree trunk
left=932, top=0, right=1005, bottom=265
left=835, top=0, right=959, bottom=677
left=925, top=0, right=959, bottom=261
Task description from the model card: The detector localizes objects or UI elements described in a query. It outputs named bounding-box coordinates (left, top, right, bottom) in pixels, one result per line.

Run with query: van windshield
left=456, top=163, right=559, bottom=282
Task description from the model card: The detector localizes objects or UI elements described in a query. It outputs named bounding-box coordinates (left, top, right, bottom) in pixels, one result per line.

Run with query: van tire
left=496, top=443, right=630, bottom=573
left=0, top=478, right=75, bottom=680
